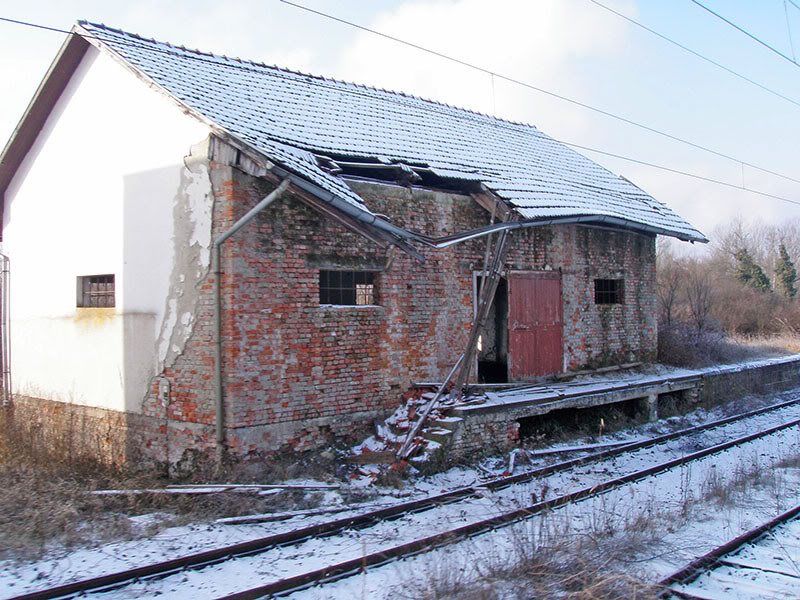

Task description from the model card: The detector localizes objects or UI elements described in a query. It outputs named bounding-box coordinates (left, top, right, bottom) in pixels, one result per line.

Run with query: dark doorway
left=476, top=276, right=508, bottom=383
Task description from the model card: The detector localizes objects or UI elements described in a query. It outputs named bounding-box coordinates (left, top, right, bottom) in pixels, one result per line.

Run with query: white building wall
left=3, top=45, right=212, bottom=413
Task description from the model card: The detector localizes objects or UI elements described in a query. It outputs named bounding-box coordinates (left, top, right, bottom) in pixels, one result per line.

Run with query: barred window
left=77, top=274, right=115, bottom=307
left=594, top=279, right=623, bottom=305
left=319, top=270, right=376, bottom=305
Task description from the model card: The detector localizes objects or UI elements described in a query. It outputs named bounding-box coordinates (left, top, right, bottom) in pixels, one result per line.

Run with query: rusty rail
left=219, top=414, right=800, bottom=599
left=9, top=396, right=800, bottom=600
left=658, top=502, right=800, bottom=598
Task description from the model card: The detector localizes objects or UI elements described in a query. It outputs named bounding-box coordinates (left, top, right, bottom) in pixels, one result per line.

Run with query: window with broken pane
left=319, top=270, right=376, bottom=305
left=77, top=274, right=115, bottom=307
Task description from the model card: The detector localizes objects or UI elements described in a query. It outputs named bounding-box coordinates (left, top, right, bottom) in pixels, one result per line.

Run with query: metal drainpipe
left=213, top=178, right=290, bottom=464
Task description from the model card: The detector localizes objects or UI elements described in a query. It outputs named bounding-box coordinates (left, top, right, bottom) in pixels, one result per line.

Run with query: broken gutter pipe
left=213, top=178, right=291, bottom=455
left=269, top=165, right=707, bottom=245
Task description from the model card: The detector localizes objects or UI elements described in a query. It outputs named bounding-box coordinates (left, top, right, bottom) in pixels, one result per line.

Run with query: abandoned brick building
left=0, top=22, right=706, bottom=465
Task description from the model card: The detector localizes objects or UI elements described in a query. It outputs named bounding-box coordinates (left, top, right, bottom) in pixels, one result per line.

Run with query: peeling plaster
left=154, top=137, right=214, bottom=374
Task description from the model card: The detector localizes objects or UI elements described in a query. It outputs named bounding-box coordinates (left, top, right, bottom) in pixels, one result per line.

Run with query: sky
left=1, top=0, right=799, bottom=255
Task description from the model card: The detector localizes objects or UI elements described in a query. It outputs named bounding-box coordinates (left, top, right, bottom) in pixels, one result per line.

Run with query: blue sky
left=1, top=0, right=798, bottom=253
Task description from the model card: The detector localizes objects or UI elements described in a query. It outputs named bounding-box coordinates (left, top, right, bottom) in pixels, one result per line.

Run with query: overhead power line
left=1, top=15, right=798, bottom=208
left=788, top=0, right=800, bottom=11
left=278, top=0, right=800, bottom=188
left=784, top=0, right=797, bottom=61
left=587, top=0, right=800, bottom=109
left=566, top=142, right=800, bottom=207
left=689, top=0, right=800, bottom=67
left=0, top=15, right=68, bottom=34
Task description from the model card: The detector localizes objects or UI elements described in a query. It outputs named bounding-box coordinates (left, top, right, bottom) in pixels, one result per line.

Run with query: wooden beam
left=471, top=190, right=514, bottom=222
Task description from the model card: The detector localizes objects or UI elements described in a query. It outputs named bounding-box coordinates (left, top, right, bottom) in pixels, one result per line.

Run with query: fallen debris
left=167, top=483, right=341, bottom=491
left=91, top=483, right=342, bottom=496
left=91, top=488, right=226, bottom=496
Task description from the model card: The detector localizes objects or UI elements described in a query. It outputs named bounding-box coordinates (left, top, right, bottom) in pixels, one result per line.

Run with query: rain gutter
left=270, top=166, right=707, bottom=246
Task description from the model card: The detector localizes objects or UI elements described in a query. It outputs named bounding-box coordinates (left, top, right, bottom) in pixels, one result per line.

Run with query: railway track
left=9, top=396, right=800, bottom=600
left=660, top=503, right=800, bottom=599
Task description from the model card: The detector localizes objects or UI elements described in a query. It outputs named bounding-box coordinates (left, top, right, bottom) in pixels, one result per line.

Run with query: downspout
left=213, top=178, right=290, bottom=465
left=0, top=252, right=9, bottom=408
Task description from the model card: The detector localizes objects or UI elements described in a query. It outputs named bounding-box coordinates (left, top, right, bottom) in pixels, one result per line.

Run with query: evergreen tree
left=734, top=248, right=771, bottom=292
left=775, top=243, right=797, bottom=299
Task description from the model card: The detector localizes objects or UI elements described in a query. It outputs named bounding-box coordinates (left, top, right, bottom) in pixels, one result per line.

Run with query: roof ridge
left=77, top=20, right=538, bottom=132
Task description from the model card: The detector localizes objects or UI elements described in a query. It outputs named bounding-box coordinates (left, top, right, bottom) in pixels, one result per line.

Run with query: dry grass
left=399, top=439, right=800, bottom=600
left=732, top=333, right=800, bottom=355
left=0, top=409, right=353, bottom=561
left=699, top=445, right=800, bottom=513
left=396, top=520, right=661, bottom=600
left=657, top=324, right=792, bottom=368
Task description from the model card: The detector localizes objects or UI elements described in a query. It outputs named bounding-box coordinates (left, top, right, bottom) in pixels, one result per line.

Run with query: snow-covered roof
left=77, top=21, right=707, bottom=243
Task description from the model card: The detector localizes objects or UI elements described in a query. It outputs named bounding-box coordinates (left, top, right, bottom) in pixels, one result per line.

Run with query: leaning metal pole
left=397, top=209, right=513, bottom=459
left=448, top=215, right=516, bottom=403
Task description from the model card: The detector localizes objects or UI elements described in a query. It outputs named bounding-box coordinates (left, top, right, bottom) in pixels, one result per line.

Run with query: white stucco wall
left=3, top=45, right=212, bottom=413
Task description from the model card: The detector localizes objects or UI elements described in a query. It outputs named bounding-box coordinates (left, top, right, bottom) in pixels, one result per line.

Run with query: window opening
left=77, top=274, right=115, bottom=307
left=594, top=279, right=623, bottom=304
left=319, top=270, right=376, bottom=305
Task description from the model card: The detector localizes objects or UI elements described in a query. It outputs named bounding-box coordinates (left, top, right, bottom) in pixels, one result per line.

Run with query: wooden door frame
left=471, top=269, right=507, bottom=382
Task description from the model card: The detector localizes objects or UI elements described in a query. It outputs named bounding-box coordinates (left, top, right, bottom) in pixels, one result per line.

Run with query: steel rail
left=658, top=502, right=800, bottom=599
left=218, top=415, right=800, bottom=599
left=9, top=396, right=800, bottom=600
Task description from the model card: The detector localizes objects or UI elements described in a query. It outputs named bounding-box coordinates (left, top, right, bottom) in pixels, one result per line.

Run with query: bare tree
left=656, top=246, right=683, bottom=326
left=685, top=259, right=713, bottom=332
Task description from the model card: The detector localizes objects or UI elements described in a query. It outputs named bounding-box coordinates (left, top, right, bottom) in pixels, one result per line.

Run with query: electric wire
left=784, top=0, right=797, bottom=61
left=565, top=142, right=800, bottom=206
left=789, top=0, right=800, bottom=12
left=689, top=0, right=800, bottom=67
left=278, top=2, right=800, bottom=201
left=586, top=0, right=800, bottom=109
left=1, top=15, right=799, bottom=208
left=278, top=0, right=800, bottom=188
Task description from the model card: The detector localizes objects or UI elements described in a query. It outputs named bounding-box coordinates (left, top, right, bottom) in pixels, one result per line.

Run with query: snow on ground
left=2, top=366, right=800, bottom=598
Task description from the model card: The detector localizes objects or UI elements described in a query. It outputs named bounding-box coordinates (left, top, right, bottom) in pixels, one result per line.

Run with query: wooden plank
left=471, top=191, right=514, bottom=222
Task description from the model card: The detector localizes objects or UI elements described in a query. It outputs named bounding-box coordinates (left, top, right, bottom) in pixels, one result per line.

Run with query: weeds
left=0, top=406, right=349, bottom=561
left=396, top=516, right=660, bottom=600
left=657, top=323, right=784, bottom=368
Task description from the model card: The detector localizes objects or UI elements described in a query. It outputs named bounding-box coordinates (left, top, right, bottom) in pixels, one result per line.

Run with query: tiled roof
left=77, top=21, right=707, bottom=243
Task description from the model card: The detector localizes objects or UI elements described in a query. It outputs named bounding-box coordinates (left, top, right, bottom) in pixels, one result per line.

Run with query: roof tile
left=78, top=21, right=706, bottom=242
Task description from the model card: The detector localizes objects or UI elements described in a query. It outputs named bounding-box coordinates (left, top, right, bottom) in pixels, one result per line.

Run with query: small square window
left=77, top=274, right=115, bottom=307
left=595, top=279, right=623, bottom=305
left=319, top=270, right=376, bottom=305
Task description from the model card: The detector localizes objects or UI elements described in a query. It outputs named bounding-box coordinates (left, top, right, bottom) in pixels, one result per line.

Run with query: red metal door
left=508, top=271, right=563, bottom=379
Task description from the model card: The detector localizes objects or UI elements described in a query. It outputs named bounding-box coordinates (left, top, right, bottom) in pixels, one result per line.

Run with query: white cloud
left=330, top=0, right=635, bottom=139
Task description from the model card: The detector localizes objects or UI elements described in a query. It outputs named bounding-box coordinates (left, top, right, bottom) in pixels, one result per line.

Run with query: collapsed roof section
left=6, top=21, right=709, bottom=248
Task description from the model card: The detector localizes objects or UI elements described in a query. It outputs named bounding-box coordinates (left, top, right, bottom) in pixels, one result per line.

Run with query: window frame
left=77, top=274, right=116, bottom=308
left=318, top=270, right=377, bottom=306
left=594, top=278, right=624, bottom=305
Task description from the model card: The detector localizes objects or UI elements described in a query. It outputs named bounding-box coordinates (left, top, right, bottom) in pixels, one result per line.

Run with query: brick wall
left=76, top=165, right=659, bottom=465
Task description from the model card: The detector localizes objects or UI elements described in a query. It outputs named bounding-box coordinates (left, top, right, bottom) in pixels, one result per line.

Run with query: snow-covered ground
left=2, top=380, right=800, bottom=599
